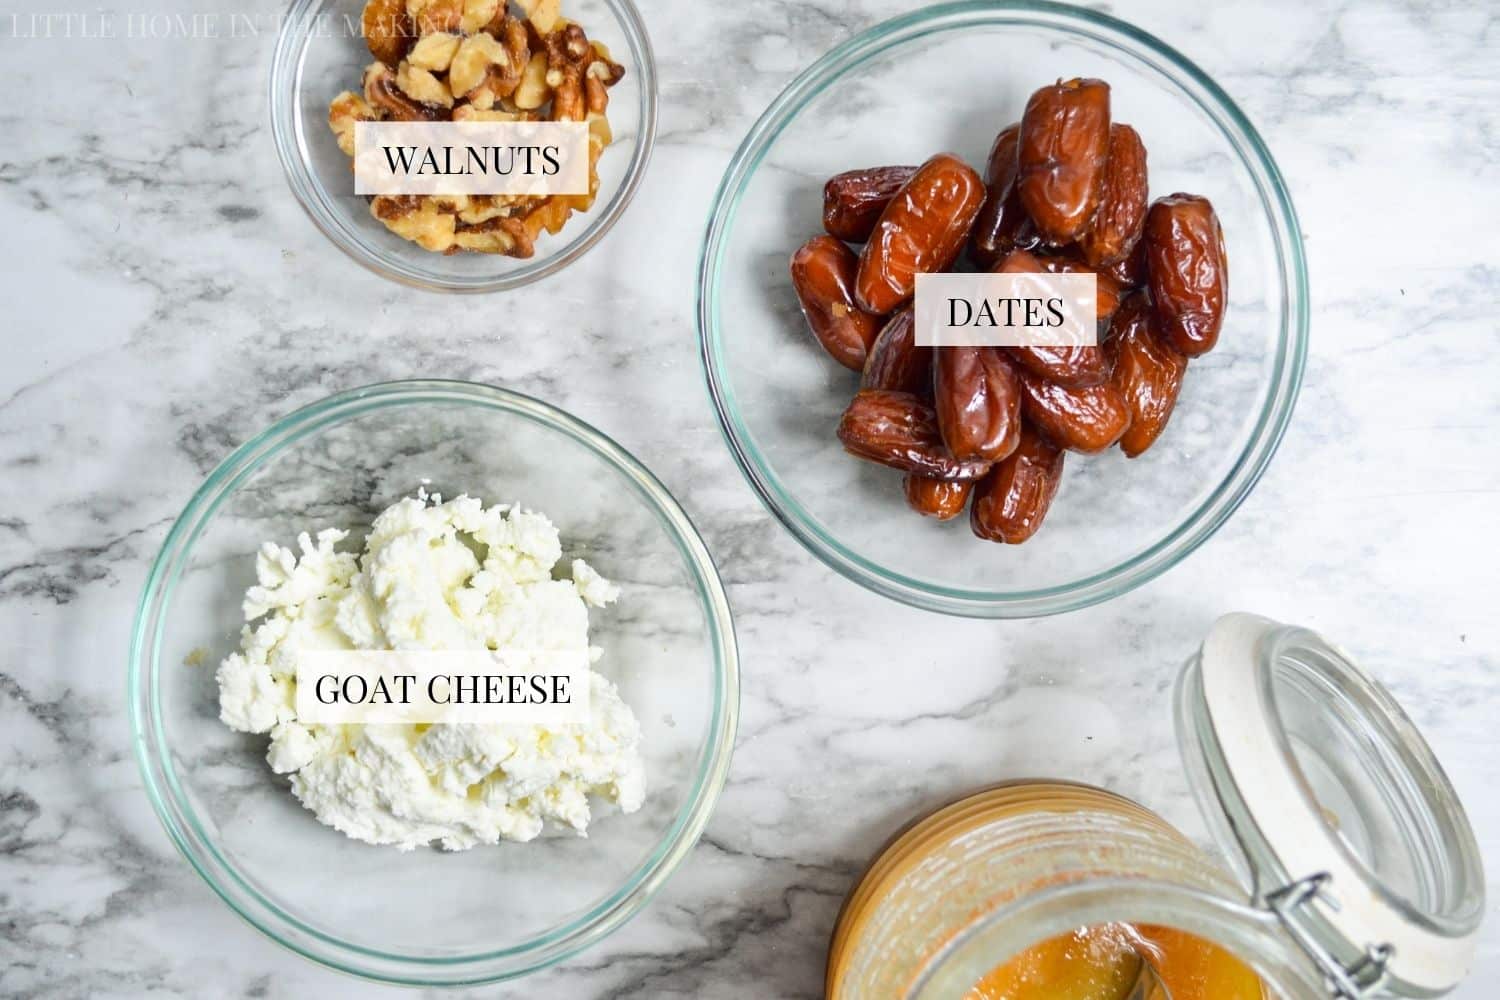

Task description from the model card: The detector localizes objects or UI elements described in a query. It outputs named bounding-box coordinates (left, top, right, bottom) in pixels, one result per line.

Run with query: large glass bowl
left=129, top=381, right=738, bottom=985
left=698, top=1, right=1308, bottom=618
left=271, top=0, right=657, bottom=292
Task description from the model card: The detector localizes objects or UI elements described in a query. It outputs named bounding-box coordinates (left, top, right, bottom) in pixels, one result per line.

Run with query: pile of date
left=790, top=77, right=1228, bottom=544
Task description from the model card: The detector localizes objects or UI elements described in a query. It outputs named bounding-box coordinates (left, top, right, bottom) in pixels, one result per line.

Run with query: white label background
left=354, top=121, right=590, bottom=196
left=915, top=272, right=1098, bottom=348
left=294, top=649, right=591, bottom=725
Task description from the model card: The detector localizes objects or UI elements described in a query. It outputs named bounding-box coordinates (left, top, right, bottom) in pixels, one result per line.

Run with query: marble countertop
left=2, top=0, right=1496, bottom=996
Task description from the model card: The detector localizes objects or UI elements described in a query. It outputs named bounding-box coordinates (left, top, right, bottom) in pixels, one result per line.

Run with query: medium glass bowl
left=697, top=1, right=1308, bottom=618
left=270, top=0, right=657, bottom=292
left=129, top=381, right=738, bottom=985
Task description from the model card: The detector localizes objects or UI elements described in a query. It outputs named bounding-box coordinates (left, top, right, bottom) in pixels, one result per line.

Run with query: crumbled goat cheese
left=216, top=492, right=644, bottom=851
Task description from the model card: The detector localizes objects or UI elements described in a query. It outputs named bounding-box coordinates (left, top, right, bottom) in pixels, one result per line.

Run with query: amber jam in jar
left=826, top=782, right=1322, bottom=1000
left=967, top=921, right=1262, bottom=999
left=827, top=615, right=1484, bottom=1000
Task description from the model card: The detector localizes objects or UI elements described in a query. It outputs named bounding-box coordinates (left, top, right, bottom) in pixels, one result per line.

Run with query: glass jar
left=827, top=615, right=1485, bottom=999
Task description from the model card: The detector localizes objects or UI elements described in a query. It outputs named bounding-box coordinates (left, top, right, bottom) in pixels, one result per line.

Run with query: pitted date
left=837, top=390, right=993, bottom=480
left=788, top=76, right=1229, bottom=546
left=1018, top=78, right=1111, bottom=245
left=1104, top=237, right=1148, bottom=288
left=1006, top=343, right=1114, bottom=389
left=855, top=153, right=986, bottom=315
left=1144, top=193, right=1227, bottom=356
left=992, top=249, right=1115, bottom=387
left=1037, top=252, right=1128, bottom=330
left=823, top=166, right=917, bottom=243
left=970, top=425, right=1066, bottom=544
left=1018, top=369, right=1133, bottom=453
left=970, top=124, right=1039, bottom=268
left=904, top=474, right=973, bottom=521
left=1077, top=124, right=1148, bottom=267
left=1108, top=295, right=1188, bottom=457
left=861, top=307, right=932, bottom=396
left=990, top=248, right=1126, bottom=330
left=790, top=234, right=882, bottom=371
left=934, top=346, right=1022, bottom=462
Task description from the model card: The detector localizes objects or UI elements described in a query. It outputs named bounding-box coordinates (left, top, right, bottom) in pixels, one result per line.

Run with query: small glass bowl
left=697, top=1, right=1309, bottom=618
left=129, top=381, right=738, bottom=985
left=270, top=0, right=657, bottom=292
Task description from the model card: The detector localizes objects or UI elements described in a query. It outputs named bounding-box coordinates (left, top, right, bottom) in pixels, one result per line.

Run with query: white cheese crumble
left=215, top=491, right=644, bottom=851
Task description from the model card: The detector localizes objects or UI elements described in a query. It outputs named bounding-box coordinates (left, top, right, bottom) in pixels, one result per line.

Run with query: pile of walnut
left=790, top=77, right=1228, bottom=544
left=328, top=0, right=624, bottom=257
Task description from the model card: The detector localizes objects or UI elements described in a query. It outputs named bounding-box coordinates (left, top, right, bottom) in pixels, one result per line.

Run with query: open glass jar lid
left=1176, top=613, right=1485, bottom=997
left=828, top=612, right=1484, bottom=998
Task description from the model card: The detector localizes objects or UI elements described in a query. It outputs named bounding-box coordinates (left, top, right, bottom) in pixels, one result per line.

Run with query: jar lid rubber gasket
left=1181, top=613, right=1484, bottom=996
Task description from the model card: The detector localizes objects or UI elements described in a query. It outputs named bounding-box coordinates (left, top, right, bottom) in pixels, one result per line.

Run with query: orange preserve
left=829, top=618, right=1486, bottom=1000
left=967, top=921, right=1264, bottom=999
left=826, top=783, right=1288, bottom=1000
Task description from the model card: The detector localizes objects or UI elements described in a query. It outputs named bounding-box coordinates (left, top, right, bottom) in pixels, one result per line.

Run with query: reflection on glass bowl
left=130, top=380, right=738, bottom=985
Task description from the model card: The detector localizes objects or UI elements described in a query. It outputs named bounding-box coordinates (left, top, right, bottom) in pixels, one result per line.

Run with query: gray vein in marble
left=1, top=0, right=1498, bottom=997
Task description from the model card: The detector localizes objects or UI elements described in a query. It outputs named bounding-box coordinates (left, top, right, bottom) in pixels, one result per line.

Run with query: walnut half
left=328, top=91, right=378, bottom=156
left=514, top=0, right=561, bottom=33
left=334, top=0, right=628, bottom=257
left=372, top=195, right=456, bottom=252
left=396, top=60, right=454, bottom=108
left=543, top=23, right=593, bottom=122
left=448, top=17, right=528, bottom=108
left=363, top=0, right=413, bottom=67
left=406, top=32, right=460, bottom=73
left=364, top=62, right=448, bottom=121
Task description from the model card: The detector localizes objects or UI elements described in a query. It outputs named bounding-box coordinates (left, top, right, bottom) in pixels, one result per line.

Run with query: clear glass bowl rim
left=128, top=379, right=741, bottom=985
left=696, top=0, right=1310, bottom=619
left=269, top=0, right=660, bottom=293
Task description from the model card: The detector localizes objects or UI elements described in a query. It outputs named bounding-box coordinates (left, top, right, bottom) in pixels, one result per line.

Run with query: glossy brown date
left=934, top=347, right=1023, bottom=462
left=991, top=248, right=1126, bottom=330
left=790, top=234, right=882, bottom=371
left=991, top=249, right=1116, bottom=387
left=823, top=166, right=917, bottom=243
left=1018, top=78, right=1111, bottom=245
left=1077, top=124, right=1148, bottom=267
left=1144, top=193, right=1227, bottom=356
left=1006, top=342, right=1113, bottom=389
left=790, top=76, right=1231, bottom=546
left=1108, top=295, right=1188, bottom=457
left=969, top=124, right=1039, bottom=269
left=861, top=307, right=932, bottom=396
left=1044, top=253, right=1128, bottom=328
left=1104, top=236, right=1148, bottom=288
left=837, top=390, right=994, bottom=480
left=1018, top=369, right=1133, bottom=453
left=903, top=474, right=973, bottom=521
left=855, top=153, right=986, bottom=315
left=970, top=425, right=1066, bottom=544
